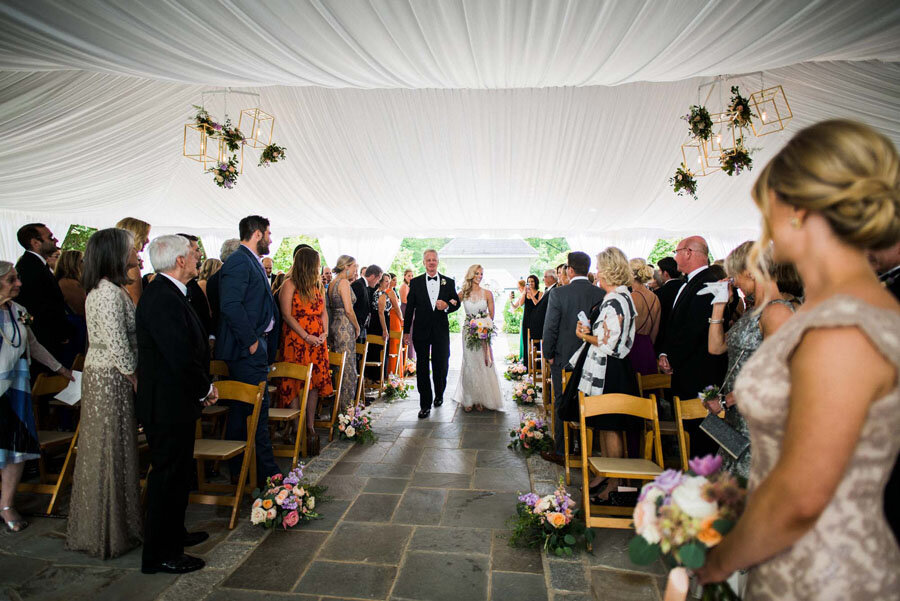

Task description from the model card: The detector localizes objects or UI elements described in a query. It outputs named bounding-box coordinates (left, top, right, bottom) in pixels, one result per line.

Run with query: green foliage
left=524, top=237, right=571, bottom=277
left=502, top=296, right=522, bottom=334
left=646, top=238, right=678, bottom=266
left=449, top=309, right=463, bottom=333
left=628, top=534, right=661, bottom=565
left=388, top=237, right=451, bottom=277
left=61, top=224, right=98, bottom=252
left=677, top=541, right=707, bottom=569
left=272, top=235, right=325, bottom=273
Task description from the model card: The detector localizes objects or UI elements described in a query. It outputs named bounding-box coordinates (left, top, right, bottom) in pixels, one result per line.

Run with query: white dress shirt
left=672, top=265, right=709, bottom=308
left=425, top=273, right=439, bottom=309
left=159, top=272, right=212, bottom=400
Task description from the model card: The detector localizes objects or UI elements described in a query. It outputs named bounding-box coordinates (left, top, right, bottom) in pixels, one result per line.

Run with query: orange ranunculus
left=547, top=512, right=567, bottom=529
left=262, top=499, right=273, bottom=509
left=697, top=515, right=722, bottom=547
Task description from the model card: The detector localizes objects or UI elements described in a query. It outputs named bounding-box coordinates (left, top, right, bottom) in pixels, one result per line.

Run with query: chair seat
left=38, top=430, right=75, bottom=448
left=269, top=408, right=302, bottom=420
left=194, top=439, right=247, bottom=459
left=202, top=405, right=229, bottom=417
left=588, top=456, right=663, bottom=477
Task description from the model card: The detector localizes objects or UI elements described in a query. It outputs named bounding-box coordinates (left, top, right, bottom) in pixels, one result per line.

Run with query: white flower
left=250, top=506, right=267, bottom=524
left=633, top=487, right=663, bottom=544
left=345, top=426, right=356, bottom=438
left=533, top=431, right=543, bottom=439
left=670, top=476, right=717, bottom=519
left=307, top=496, right=315, bottom=509
left=266, top=507, right=277, bottom=520
left=252, top=498, right=262, bottom=509
left=533, top=496, right=552, bottom=514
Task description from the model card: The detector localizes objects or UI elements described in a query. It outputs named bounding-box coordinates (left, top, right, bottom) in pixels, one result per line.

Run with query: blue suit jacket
left=215, top=245, right=277, bottom=363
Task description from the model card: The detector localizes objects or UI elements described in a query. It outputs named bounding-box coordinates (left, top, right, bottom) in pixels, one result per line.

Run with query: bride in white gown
left=453, top=264, right=503, bottom=412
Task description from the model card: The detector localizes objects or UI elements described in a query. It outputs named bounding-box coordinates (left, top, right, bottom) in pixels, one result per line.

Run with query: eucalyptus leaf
left=628, top=535, right=660, bottom=565
left=678, top=542, right=707, bottom=569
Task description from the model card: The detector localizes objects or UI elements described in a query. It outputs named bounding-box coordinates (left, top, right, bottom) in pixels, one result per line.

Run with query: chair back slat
left=215, top=380, right=265, bottom=407
left=675, top=396, right=708, bottom=421
left=31, top=373, right=70, bottom=398
left=355, top=342, right=367, bottom=354
left=268, top=361, right=310, bottom=382
left=636, top=373, right=671, bottom=397
left=580, top=392, right=657, bottom=421
left=388, top=330, right=403, bottom=341
left=210, top=360, right=230, bottom=377
left=366, top=334, right=385, bottom=347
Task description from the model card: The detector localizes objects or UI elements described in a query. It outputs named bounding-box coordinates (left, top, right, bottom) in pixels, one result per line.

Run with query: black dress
left=521, top=293, right=539, bottom=367
left=365, top=290, right=386, bottom=380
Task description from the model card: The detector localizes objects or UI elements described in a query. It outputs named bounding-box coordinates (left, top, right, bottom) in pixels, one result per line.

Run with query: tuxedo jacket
left=135, top=276, right=210, bottom=429
left=403, top=273, right=460, bottom=344
left=350, top=278, right=371, bottom=333
left=215, top=245, right=277, bottom=362
left=529, top=284, right=557, bottom=340
left=542, top=279, right=605, bottom=366
left=15, top=251, right=72, bottom=355
left=207, top=270, right=222, bottom=338
left=657, top=268, right=727, bottom=399
left=654, top=278, right=683, bottom=351
left=186, top=278, right=212, bottom=337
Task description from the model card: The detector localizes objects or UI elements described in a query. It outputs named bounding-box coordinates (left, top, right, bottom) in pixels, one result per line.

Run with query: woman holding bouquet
left=453, top=265, right=501, bottom=412
left=696, top=120, right=900, bottom=600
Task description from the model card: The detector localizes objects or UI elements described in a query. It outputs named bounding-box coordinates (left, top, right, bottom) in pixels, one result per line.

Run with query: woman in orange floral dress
left=386, top=273, right=404, bottom=374
left=277, top=248, right=333, bottom=452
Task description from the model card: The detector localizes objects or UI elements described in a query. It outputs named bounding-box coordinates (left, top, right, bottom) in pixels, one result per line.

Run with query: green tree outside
left=524, top=237, right=571, bottom=277
left=271, top=235, right=326, bottom=273
left=388, top=237, right=451, bottom=276
left=61, top=225, right=98, bottom=252
left=647, top=238, right=679, bottom=265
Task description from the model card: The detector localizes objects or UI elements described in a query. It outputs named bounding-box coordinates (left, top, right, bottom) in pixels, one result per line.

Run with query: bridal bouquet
left=333, top=405, right=376, bottom=444
left=509, top=479, right=595, bottom=557
left=463, top=310, right=497, bottom=350
left=512, top=376, right=538, bottom=406
left=504, top=362, right=528, bottom=381
left=250, top=467, right=322, bottom=529
left=383, top=373, right=412, bottom=401
left=508, top=412, right=553, bottom=456
left=629, top=455, right=746, bottom=600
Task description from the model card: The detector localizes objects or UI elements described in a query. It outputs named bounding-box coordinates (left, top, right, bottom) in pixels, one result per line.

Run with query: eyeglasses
left=673, top=247, right=692, bottom=255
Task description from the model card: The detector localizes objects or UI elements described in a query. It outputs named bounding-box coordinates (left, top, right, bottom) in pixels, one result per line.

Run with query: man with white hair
left=136, top=235, right=218, bottom=575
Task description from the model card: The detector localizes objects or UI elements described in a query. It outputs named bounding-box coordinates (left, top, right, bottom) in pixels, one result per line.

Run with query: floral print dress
left=278, top=289, right=333, bottom=406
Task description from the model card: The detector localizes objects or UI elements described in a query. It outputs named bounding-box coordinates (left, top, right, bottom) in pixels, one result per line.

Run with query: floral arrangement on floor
left=463, top=310, right=498, bottom=351
left=512, top=376, right=538, bottom=406
left=508, top=412, right=553, bottom=456
left=504, top=362, right=528, bottom=381
left=505, top=353, right=520, bottom=364
left=683, top=105, right=713, bottom=141
left=726, top=86, right=754, bottom=129
left=509, top=479, right=595, bottom=557
left=250, top=466, right=322, bottom=529
left=333, top=405, right=376, bottom=444
left=259, top=143, right=287, bottom=167
left=629, top=455, right=747, bottom=600
left=670, top=162, right=699, bottom=200
left=192, top=105, right=221, bottom=136
left=721, top=140, right=753, bottom=176
left=208, top=155, right=239, bottom=189
left=383, top=373, right=412, bottom=401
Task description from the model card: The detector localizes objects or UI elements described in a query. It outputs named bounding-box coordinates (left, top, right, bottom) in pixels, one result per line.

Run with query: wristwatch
left=708, top=318, right=724, bottom=324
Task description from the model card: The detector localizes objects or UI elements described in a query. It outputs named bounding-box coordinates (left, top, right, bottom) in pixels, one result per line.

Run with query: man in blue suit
left=216, top=215, right=279, bottom=486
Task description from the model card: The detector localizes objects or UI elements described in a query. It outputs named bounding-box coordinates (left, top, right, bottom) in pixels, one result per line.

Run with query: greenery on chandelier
left=670, top=162, right=698, bottom=200
left=208, top=155, right=240, bottom=189
left=259, top=143, right=287, bottom=167
left=721, top=140, right=753, bottom=176
left=727, top=86, right=754, bottom=128
left=683, top=105, right=713, bottom=141
left=220, top=118, right=245, bottom=152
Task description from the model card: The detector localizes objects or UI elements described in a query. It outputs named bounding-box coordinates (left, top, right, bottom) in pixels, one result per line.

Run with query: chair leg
left=230, top=450, right=252, bottom=530
left=297, top=414, right=307, bottom=462
left=564, top=424, right=571, bottom=485
left=47, top=431, right=79, bottom=514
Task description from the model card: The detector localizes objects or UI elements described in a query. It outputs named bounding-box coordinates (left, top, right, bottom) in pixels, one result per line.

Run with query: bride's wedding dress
left=452, top=293, right=503, bottom=410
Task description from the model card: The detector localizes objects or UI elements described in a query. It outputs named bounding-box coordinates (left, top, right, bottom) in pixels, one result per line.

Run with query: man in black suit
left=657, top=236, right=725, bottom=457
left=529, top=268, right=559, bottom=341
left=403, top=249, right=461, bottom=419
left=136, top=235, right=218, bottom=575
left=207, top=238, right=241, bottom=352
left=352, top=264, right=382, bottom=342
left=653, top=257, right=683, bottom=352
left=177, top=233, right=213, bottom=337
left=14, top=224, right=72, bottom=362
left=541, top=252, right=605, bottom=461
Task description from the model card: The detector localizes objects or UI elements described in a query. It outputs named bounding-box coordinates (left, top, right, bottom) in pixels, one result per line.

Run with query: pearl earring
left=790, top=217, right=801, bottom=229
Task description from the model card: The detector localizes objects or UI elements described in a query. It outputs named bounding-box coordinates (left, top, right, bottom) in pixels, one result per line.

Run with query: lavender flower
left=688, top=454, right=723, bottom=477
left=653, top=469, right=685, bottom=494
left=518, top=493, right=540, bottom=507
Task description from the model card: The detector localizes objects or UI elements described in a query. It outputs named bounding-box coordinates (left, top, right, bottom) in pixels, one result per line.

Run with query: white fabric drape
left=318, top=233, right=403, bottom=273
left=1, top=0, right=897, bottom=88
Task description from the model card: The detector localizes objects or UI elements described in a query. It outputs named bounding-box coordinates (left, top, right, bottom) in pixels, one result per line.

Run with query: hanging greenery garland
left=220, top=118, right=245, bottom=152
left=721, top=140, right=753, bottom=176
left=192, top=105, right=221, bottom=136
left=670, top=163, right=698, bottom=200
left=727, top=86, right=755, bottom=128
left=683, top=105, right=713, bottom=141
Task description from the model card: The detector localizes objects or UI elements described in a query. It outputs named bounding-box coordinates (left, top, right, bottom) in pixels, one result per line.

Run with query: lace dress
left=452, top=294, right=502, bottom=410
left=326, top=281, right=357, bottom=411
left=66, top=279, right=142, bottom=558
left=734, top=295, right=900, bottom=600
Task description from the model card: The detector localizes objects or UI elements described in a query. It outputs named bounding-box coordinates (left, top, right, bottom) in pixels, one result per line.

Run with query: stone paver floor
left=1, top=338, right=667, bottom=601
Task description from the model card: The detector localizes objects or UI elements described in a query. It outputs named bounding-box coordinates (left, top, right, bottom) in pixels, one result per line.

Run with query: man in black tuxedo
left=136, top=235, right=218, bottom=575
left=529, top=268, right=559, bottom=341
left=14, top=224, right=72, bottom=363
left=541, top=252, right=605, bottom=461
left=403, top=249, right=460, bottom=419
left=177, top=233, right=213, bottom=337
left=654, top=257, right=683, bottom=352
left=657, top=236, right=725, bottom=457
left=352, top=264, right=382, bottom=342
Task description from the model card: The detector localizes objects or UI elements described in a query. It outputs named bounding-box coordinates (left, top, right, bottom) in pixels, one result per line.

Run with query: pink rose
left=282, top=510, right=299, bottom=529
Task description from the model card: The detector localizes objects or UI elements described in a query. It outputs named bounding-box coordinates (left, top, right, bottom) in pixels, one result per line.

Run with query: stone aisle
left=0, top=336, right=666, bottom=601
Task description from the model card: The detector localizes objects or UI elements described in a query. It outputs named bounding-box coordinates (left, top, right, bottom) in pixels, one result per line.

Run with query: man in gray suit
left=541, top=251, right=605, bottom=463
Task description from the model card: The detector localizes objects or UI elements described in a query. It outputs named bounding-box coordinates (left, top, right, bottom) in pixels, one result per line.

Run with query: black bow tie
left=427, top=276, right=438, bottom=282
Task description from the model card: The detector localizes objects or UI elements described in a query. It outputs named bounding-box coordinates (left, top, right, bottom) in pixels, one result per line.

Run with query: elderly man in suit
left=216, top=216, right=279, bottom=486
left=136, top=235, right=218, bottom=575
left=541, top=251, right=605, bottom=463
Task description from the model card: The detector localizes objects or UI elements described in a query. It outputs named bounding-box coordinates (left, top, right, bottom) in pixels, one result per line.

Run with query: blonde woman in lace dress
left=67, top=228, right=143, bottom=558
left=453, top=265, right=502, bottom=412
left=696, top=120, right=900, bottom=600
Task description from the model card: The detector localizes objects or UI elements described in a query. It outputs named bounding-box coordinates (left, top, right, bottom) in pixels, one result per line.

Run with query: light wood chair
left=636, top=372, right=680, bottom=463
left=579, top=392, right=664, bottom=534
left=71, top=353, right=85, bottom=371
left=203, top=361, right=231, bottom=459
left=267, top=362, right=313, bottom=468
left=528, top=332, right=542, bottom=385
left=354, top=339, right=369, bottom=406
left=673, top=396, right=710, bottom=470
left=14, top=374, right=79, bottom=514
left=541, top=343, right=553, bottom=435
left=190, top=380, right=266, bottom=530
left=363, top=334, right=387, bottom=399
left=561, top=370, right=595, bottom=486
left=388, top=330, right=405, bottom=376
left=317, top=351, right=347, bottom=441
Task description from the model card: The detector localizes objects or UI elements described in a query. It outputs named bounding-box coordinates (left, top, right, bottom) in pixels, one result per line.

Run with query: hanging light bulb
left=716, top=134, right=722, bottom=145
left=761, top=110, right=768, bottom=122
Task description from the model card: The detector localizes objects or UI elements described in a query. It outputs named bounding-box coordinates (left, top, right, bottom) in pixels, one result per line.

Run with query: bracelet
left=708, top=318, right=724, bottom=324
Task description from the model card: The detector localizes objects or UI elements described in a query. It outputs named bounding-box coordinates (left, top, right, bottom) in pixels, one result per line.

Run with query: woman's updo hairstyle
left=332, top=255, right=356, bottom=274
left=629, top=258, right=654, bottom=284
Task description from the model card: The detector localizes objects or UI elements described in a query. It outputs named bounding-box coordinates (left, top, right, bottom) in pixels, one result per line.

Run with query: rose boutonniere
left=18, top=310, right=34, bottom=328
left=441, top=278, right=446, bottom=286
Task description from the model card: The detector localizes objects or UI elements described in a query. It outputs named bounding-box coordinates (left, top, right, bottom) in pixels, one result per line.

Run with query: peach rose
left=697, top=516, right=722, bottom=547
left=546, top=512, right=567, bottom=529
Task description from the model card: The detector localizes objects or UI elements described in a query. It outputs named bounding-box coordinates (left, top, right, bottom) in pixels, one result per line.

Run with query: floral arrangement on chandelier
left=721, top=140, right=753, bottom=177
left=259, top=143, right=287, bottom=167
left=220, top=118, right=245, bottom=152
left=726, top=86, right=754, bottom=129
left=208, top=155, right=239, bottom=189
left=683, top=105, right=713, bottom=141
left=192, top=105, right=221, bottom=136
left=670, top=163, right=698, bottom=200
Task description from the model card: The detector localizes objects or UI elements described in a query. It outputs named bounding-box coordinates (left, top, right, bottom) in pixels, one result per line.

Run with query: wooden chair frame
left=317, top=351, right=347, bottom=441
left=71, top=353, right=85, bottom=372
left=209, top=360, right=230, bottom=378
left=267, top=362, right=313, bottom=468
left=579, top=392, right=664, bottom=533
left=527, top=332, right=542, bottom=385
left=190, top=380, right=265, bottom=529
left=388, top=330, right=406, bottom=376
left=636, top=372, right=680, bottom=465
left=541, top=342, right=553, bottom=435
left=354, top=340, right=369, bottom=406
left=560, top=370, right=590, bottom=486
left=673, top=396, right=709, bottom=470
left=363, top=334, right=387, bottom=399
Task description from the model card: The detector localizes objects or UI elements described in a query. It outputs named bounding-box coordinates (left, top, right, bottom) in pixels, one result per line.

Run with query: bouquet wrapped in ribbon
left=250, top=467, right=321, bottom=529
left=629, top=455, right=746, bottom=600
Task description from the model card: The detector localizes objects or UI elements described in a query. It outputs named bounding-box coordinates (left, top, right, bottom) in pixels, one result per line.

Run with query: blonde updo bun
left=629, top=258, right=654, bottom=284
left=333, top=255, right=356, bottom=274
left=753, top=119, right=900, bottom=251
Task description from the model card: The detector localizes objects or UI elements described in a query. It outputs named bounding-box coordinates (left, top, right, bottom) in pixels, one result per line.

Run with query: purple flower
left=518, top=493, right=539, bottom=507
left=689, top=454, right=722, bottom=477
left=652, top=469, right=685, bottom=494
left=214, top=123, right=222, bottom=130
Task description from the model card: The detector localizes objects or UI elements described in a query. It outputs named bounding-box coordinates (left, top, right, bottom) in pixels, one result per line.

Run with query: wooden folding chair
left=528, top=332, right=542, bottom=384
left=71, top=353, right=85, bottom=371
left=541, top=343, right=553, bottom=434
left=203, top=361, right=231, bottom=449
left=636, top=373, right=679, bottom=462
left=579, top=392, right=664, bottom=534
left=14, top=374, right=79, bottom=513
left=267, top=362, right=313, bottom=468
left=190, top=380, right=266, bottom=529
left=673, top=396, right=710, bottom=470
left=363, top=334, right=387, bottom=399
left=561, top=370, right=595, bottom=485
left=354, top=339, right=369, bottom=406
left=388, top=330, right=405, bottom=376
left=316, top=351, right=347, bottom=441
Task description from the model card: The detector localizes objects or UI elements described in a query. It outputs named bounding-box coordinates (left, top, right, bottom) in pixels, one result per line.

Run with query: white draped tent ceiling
left=1, top=0, right=899, bottom=264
